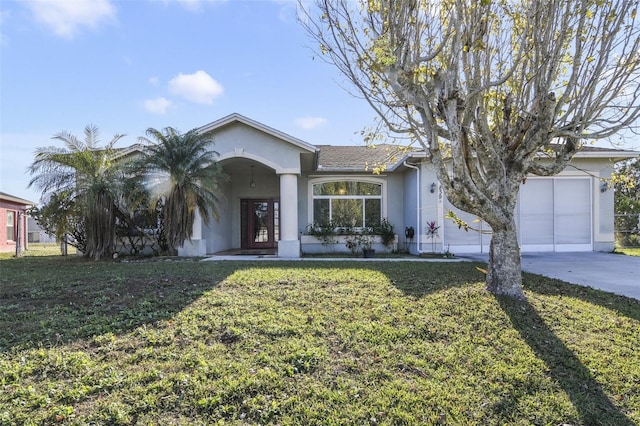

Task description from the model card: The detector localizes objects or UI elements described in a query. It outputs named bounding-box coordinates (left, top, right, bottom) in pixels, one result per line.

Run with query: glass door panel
left=241, top=199, right=279, bottom=249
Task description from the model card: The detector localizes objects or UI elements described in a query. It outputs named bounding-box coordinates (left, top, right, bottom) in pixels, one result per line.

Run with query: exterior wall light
left=250, top=165, right=256, bottom=188
left=600, top=182, right=608, bottom=193
left=430, top=182, right=437, bottom=193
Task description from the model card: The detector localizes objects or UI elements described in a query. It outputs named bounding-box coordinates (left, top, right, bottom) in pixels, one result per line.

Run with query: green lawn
left=615, top=247, right=640, bottom=257
left=0, top=243, right=76, bottom=260
left=1, top=256, right=639, bottom=425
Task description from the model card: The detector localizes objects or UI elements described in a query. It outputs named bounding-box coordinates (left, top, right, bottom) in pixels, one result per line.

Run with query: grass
left=615, top=247, right=640, bottom=257
left=0, top=243, right=76, bottom=260
left=1, top=256, right=639, bottom=425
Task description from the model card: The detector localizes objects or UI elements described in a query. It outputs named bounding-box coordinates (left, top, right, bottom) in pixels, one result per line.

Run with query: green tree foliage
left=136, top=127, right=229, bottom=253
left=28, top=125, right=126, bottom=260
left=28, top=191, right=86, bottom=254
left=613, top=157, right=640, bottom=247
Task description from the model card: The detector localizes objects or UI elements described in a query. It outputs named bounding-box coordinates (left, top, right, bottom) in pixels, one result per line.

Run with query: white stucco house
left=135, top=113, right=638, bottom=257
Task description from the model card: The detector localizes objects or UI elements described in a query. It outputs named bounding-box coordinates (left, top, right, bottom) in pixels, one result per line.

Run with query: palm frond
left=135, top=126, right=228, bottom=250
left=28, top=125, right=127, bottom=260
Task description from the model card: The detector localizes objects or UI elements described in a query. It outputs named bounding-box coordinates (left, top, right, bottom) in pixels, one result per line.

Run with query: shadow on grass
left=368, top=259, right=639, bottom=425
left=2, top=256, right=638, bottom=425
left=0, top=258, right=483, bottom=352
left=0, top=256, right=240, bottom=352
left=497, top=295, right=635, bottom=425
left=523, top=271, right=640, bottom=323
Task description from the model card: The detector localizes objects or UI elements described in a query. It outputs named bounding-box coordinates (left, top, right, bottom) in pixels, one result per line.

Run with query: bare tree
left=300, top=0, right=640, bottom=298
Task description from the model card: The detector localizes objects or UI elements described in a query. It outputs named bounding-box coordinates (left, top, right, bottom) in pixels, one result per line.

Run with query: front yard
left=1, top=256, right=639, bottom=425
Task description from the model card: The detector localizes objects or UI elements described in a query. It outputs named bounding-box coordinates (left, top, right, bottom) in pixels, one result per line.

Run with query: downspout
left=403, top=161, right=426, bottom=254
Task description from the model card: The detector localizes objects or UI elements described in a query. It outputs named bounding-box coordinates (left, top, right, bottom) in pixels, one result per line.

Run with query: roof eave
left=572, top=150, right=639, bottom=161
left=0, top=192, right=36, bottom=206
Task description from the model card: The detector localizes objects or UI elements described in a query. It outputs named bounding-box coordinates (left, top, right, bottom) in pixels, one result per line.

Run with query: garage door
left=443, top=177, right=592, bottom=253
left=518, top=178, right=592, bottom=252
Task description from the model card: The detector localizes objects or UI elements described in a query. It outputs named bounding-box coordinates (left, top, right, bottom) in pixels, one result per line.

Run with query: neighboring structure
left=0, top=192, right=35, bottom=254
left=126, top=113, right=640, bottom=257
left=27, top=217, right=57, bottom=244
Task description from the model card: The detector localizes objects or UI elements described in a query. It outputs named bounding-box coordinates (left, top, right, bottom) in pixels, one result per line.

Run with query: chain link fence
left=615, top=213, right=640, bottom=248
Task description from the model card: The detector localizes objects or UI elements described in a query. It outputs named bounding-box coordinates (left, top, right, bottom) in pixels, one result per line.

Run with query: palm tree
left=28, top=124, right=126, bottom=260
left=137, top=127, right=228, bottom=253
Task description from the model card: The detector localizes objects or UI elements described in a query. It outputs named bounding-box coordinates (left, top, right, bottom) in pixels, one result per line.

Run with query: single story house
left=27, top=217, right=57, bottom=244
left=0, top=192, right=35, bottom=254
left=130, top=113, right=640, bottom=257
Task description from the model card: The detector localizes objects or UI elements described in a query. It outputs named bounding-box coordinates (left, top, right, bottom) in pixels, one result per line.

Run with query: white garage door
left=443, top=177, right=592, bottom=253
left=518, top=178, right=592, bottom=252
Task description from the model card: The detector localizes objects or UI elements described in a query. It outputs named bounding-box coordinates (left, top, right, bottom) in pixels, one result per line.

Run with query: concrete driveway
left=460, top=252, right=640, bottom=301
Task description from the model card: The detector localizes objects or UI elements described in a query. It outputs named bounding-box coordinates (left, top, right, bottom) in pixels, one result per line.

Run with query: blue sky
left=1, top=0, right=638, bottom=203
left=0, top=0, right=377, bottom=202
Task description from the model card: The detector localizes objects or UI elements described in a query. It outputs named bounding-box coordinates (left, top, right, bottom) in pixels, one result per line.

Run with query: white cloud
left=0, top=10, right=11, bottom=45
left=143, top=97, right=173, bottom=114
left=159, top=0, right=228, bottom=12
left=168, top=70, right=224, bottom=104
left=294, top=116, right=327, bottom=130
left=273, top=0, right=297, bottom=23
left=148, top=76, right=160, bottom=86
left=176, top=0, right=201, bottom=12
left=24, top=0, right=116, bottom=39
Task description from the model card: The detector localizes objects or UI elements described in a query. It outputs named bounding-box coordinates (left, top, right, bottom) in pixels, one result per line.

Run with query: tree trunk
left=486, top=219, right=524, bottom=299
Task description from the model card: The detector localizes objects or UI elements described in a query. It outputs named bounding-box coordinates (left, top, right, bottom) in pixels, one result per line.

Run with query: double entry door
left=241, top=199, right=279, bottom=249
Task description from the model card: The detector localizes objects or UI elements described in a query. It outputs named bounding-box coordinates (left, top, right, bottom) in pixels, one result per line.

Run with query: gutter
left=403, top=161, right=426, bottom=254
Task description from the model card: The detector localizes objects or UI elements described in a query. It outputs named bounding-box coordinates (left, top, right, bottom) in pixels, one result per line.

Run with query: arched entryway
left=177, top=113, right=316, bottom=258
left=198, top=155, right=300, bottom=257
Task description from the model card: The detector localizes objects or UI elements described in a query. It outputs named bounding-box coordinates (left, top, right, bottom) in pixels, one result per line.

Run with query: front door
left=241, top=199, right=279, bottom=249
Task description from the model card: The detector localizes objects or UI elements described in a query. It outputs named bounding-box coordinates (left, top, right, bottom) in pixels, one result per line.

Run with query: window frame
left=6, top=210, right=16, bottom=242
left=308, top=177, right=386, bottom=230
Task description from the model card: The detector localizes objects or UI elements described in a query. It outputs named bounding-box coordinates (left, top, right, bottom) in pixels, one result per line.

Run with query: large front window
left=312, top=180, right=382, bottom=228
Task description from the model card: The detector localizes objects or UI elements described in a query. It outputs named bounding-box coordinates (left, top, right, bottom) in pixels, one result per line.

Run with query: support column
left=278, top=173, right=301, bottom=258
left=178, top=208, right=207, bottom=256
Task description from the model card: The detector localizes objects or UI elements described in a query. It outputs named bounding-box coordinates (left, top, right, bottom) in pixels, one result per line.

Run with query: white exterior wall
left=298, top=174, right=310, bottom=239
left=211, top=124, right=306, bottom=174
left=402, top=164, right=419, bottom=253
left=409, top=163, right=444, bottom=254
left=279, top=173, right=301, bottom=257
left=386, top=172, right=405, bottom=235
left=575, top=158, right=617, bottom=252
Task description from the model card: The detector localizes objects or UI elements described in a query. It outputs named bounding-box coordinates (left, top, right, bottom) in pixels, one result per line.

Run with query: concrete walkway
left=202, top=254, right=463, bottom=262
left=460, top=252, right=640, bottom=301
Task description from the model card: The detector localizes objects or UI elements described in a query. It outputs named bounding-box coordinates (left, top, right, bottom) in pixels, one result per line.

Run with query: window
left=312, top=180, right=382, bottom=228
left=6, top=211, right=15, bottom=242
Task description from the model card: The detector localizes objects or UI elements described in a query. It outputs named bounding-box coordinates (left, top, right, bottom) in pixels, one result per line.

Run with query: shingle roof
left=316, top=144, right=416, bottom=171
left=313, top=143, right=638, bottom=171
